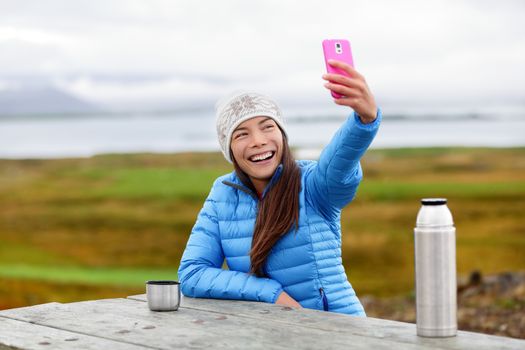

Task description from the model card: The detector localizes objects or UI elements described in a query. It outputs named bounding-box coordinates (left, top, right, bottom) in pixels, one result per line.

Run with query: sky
left=0, top=0, right=524, bottom=114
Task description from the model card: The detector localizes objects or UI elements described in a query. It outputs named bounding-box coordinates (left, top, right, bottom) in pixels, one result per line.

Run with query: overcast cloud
left=0, top=0, right=524, bottom=112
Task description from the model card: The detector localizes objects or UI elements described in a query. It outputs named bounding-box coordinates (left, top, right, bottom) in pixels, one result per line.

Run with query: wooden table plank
left=1, top=296, right=524, bottom=350
left=0, top=316, right=149, bottom=350
left=1, top=298, right=427, bottom=350
left=129, top=294, right=525, bottom=350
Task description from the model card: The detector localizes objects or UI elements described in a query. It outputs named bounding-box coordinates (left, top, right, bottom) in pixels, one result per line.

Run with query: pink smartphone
left=322, top=39, right=354, bottom=99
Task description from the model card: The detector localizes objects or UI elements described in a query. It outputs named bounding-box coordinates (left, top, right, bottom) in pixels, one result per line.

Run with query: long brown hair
left=232, top=134, right=301, bottom=277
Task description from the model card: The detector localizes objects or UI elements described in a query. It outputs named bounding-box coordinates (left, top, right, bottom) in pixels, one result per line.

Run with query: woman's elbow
left=178, top=268, right=196, bottom=297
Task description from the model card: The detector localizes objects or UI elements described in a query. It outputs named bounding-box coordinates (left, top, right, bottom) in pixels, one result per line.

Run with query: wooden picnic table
left=0, top=294, right=523, bottom=350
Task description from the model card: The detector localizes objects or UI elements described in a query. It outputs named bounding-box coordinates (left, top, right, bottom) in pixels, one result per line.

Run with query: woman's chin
left=247, top=164, right=278, bottom=181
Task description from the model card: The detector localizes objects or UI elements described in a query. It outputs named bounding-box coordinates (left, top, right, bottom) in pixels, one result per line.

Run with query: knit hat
left=215, top=91, right=287, bottom=163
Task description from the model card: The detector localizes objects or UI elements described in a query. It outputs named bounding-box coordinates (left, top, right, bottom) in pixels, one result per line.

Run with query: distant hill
left=0, top=85, right=100, bottom=116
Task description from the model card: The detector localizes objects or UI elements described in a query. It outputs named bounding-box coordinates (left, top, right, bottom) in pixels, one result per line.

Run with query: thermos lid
left=421, top=198, right=447, bottom=205
left=417, top=198, right=454, bottom=227
left=146, top=280, right=180, bottom=285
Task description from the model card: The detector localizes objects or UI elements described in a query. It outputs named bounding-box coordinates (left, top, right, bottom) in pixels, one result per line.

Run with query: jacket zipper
left=222, top=165, right=283, bottom=201
left=222, top=181, right=258, bottom=200
left=319, top=287, right=329, bottom=311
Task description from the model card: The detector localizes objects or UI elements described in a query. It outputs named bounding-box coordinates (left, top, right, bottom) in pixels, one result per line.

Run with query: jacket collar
left=222, top=164, right=283, bottom=200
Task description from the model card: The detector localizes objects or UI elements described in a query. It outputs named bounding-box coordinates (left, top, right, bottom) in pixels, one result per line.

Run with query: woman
left=178, top=60, right=381, bottom=315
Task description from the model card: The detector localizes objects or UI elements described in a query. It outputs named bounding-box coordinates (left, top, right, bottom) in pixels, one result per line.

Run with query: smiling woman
left=178, top=60, right=381, bottom=316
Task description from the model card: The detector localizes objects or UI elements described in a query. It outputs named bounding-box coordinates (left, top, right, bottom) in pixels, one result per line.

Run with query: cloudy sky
left=1, top=0, right=524, bottom=113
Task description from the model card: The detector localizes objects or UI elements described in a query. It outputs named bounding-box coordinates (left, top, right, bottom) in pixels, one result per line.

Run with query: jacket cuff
left=353, top=107, right=382, bottom=131
left=271, top=286, right=284, bottom=304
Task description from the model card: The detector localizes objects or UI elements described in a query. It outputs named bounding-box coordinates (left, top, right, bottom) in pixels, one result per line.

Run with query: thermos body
left=414, top=198, right=457, bottom=337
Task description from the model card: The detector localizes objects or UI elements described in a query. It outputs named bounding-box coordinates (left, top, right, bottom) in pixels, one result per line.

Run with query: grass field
left=1, top=147, right=524, bottom=309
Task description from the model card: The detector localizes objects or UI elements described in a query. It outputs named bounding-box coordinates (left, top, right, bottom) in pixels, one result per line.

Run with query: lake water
left=0, top=112, right=524, bottom=159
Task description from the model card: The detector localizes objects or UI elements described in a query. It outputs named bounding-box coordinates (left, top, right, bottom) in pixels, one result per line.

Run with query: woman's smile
left=249, top=151, right=275, bottom=162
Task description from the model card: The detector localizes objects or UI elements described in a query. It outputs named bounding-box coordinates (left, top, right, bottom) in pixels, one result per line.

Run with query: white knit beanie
left=215, top=91, right=287, bottom=163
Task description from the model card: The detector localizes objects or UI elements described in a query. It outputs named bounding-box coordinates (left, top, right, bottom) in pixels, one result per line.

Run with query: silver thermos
left=414, top=198, right=457, bottom=337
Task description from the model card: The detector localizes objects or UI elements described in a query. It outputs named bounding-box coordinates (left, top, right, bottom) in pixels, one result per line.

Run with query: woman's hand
left=322, top=59, right=378, bottom=124
left=275, top=291, right=302, bottom=308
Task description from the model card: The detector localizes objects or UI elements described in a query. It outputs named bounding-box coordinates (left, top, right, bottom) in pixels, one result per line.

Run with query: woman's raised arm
left=304, top=62, right=381, bottom=221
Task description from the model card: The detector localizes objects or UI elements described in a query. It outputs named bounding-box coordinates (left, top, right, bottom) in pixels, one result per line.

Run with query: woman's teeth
left=250, top=151, right=273, bottom=162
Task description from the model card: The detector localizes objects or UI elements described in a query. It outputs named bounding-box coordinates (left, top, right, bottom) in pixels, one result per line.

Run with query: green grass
left=0, top=264, right=178, bottom=286
left=92, top=168, right=224, bottom=200
left=359, top=180, right=525, bottom=200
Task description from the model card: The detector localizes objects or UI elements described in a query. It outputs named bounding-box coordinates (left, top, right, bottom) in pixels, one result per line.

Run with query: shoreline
left=1, top=145, right=525, bottom=161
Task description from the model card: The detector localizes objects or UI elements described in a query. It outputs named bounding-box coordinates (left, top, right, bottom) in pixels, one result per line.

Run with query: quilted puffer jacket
left=178, top=110, right=381, bottom=315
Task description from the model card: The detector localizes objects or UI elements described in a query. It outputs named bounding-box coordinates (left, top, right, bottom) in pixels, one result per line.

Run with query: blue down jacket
left=178, top=110, right=381, bottom=315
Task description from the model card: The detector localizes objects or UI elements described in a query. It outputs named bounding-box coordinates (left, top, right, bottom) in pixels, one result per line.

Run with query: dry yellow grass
left=0, top=147, right=524, bottom=306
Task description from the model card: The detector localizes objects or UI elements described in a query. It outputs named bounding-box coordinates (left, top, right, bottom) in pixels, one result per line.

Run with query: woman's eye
left=235, top=133, right=247, bottom=139
left=263, top=124, right=274, bottom=130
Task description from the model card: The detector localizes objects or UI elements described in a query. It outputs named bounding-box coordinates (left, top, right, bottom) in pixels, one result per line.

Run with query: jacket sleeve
left=305, top=109, right=381, bottom=221
left=177, top=188, right=284, bottom=304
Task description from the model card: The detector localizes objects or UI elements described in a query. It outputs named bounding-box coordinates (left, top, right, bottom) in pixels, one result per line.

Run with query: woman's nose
left=250, top=130, right=267, bottom=147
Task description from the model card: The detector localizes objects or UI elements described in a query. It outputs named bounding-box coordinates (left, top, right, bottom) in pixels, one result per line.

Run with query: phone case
left=322, top=39, right=354, bottom=99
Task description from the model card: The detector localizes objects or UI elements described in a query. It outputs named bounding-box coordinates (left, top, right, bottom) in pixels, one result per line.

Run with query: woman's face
left=230, top=116, right=283, bottom=186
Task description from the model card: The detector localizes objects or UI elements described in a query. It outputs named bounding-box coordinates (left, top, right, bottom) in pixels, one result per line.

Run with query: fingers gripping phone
left=322, top=39, right=354, bottom=99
